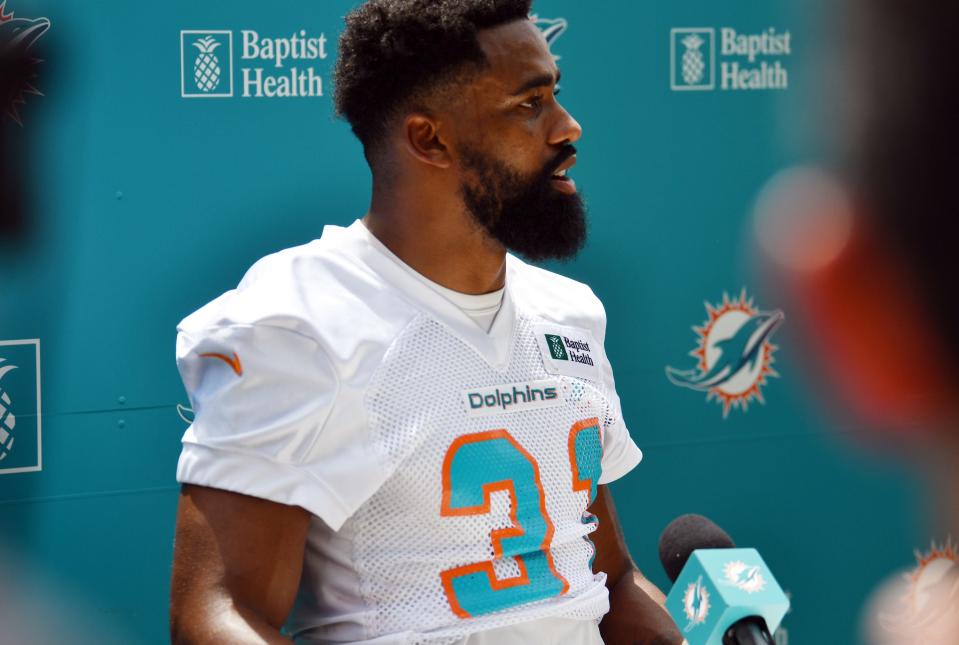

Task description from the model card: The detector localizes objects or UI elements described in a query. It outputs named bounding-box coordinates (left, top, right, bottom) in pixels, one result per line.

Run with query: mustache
left=542, top=144, right=577, bottom=177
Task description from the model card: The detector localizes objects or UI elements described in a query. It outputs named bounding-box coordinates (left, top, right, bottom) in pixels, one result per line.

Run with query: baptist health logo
left=671, top=28, right=715, bottom=90
left=0, top=339, right=41, bottom=475
left=671, top=27, right=791, bottom=91
left=545, top=333, right=594, bottom=366
left=181, top=31, right=233, bottom=97
left=180, top=29, right=327, bottom=98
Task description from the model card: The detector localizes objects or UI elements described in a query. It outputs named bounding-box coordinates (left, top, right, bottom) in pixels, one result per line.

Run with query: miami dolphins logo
left=723, top=560, right=766, bottom=594
left=0, top=0, right=51, bottom=125
left=879, top=539, right=959, bottom=639
left=530, top=15, right=567, bottom=60
left=683, top=575, right=710, bottom=631
left=176, top=403, right=194, bottom=424
left=666, top=289, right=783, bottom=417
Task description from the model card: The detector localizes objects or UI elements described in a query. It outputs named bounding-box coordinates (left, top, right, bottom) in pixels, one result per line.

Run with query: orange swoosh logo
left=199, top=351, right=243, bottom=376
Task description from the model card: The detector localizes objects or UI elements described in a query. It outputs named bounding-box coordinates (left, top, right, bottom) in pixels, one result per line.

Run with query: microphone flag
left=664, top=547, right=789, bottom=644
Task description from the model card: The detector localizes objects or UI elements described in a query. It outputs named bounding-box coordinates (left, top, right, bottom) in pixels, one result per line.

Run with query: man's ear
left=403, top=113, right=452, bottom=169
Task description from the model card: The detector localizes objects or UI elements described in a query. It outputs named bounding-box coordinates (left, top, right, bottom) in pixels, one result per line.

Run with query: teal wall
left=0, top=1, right=926, bottom=643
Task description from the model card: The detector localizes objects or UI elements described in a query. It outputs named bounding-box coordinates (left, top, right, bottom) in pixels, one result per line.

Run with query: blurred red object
left=754, top=166, right=957, bottom=442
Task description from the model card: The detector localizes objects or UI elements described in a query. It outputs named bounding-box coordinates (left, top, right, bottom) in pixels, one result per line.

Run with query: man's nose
left=549, top=104, right=583, bottom=146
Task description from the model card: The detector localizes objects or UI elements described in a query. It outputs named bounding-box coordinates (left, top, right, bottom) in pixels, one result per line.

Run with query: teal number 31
left=440, top=418, right=602, bottom=618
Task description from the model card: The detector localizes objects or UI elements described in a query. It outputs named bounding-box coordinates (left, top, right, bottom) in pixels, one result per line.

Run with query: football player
left=169, top=1, right=681, bottom=643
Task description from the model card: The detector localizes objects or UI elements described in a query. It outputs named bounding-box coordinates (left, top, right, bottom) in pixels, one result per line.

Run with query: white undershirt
left=361, top=224, right=505, bottom=332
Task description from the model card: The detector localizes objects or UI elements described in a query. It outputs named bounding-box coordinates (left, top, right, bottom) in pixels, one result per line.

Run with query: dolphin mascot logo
left=530, top=15, right=568, bottom=59
left=878, top=541, right=959, bottom=639
left=666, top=310, right=784, bottom=391
left=683, top=575, right=710, bottom=630
left=732, top=565, right=762, bottom=588
left=666, top=290, right=784, bottom=416
left=0, top=1, right=51, bottom=125
left=722, top=560, right=767, bottom=593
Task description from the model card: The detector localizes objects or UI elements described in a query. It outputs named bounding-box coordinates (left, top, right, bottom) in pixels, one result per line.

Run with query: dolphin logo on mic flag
left=683, top=575, right=711, bottom=631
left=666, top=547, right=789, bottom=644
left=723, top=561, right=767, bottom=594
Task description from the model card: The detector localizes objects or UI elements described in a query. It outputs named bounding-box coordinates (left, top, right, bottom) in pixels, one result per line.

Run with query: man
left=169, top=1, right=681, bottom=643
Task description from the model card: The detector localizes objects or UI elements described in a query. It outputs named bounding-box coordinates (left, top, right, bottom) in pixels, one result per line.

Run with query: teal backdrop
left=0, top=1, right=926, bottom=643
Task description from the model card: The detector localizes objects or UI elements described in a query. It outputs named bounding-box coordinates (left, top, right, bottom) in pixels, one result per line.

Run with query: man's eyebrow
left=509, top=69, right=561, bottom=96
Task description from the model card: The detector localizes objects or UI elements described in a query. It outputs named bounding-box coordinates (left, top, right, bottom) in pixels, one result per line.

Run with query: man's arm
left=591, top=485, right=683, bottom=645
left=169, top=484, right=312, bottom=644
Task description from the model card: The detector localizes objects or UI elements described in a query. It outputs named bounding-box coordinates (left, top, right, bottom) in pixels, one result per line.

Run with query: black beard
left=458, top=143, right=587, bottom=262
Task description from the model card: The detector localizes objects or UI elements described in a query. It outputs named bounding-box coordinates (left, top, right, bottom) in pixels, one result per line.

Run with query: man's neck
left=364, top=181, right=507, bottom=295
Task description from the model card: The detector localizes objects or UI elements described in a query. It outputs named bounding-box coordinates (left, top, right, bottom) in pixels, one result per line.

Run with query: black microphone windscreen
left=658, top=514, right=736, bottom=583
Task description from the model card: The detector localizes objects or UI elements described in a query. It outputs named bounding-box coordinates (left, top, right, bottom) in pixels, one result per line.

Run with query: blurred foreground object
left=751, top=0, right=959, bottom=641
left=753, top=166, right=955, bottom=437
left=862, top=541, right=959, bottom=645
left=0, top=0, right=50, bottom=235
left=753, top=0, right=959, bottom=440
left=0, top=541, right=138, bottom=645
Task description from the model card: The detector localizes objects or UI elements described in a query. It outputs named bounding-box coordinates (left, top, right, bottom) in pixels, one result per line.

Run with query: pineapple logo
left=0, top=339, right=41, bottom=475
left=180, top=30, right=233, bottom=98
left=671, top=28, right=715, bottom=91
left=193, top=36, right=222, bottom=93
left=681, top=34, right=706, bottom=85
left=0, top=359, right=17, bottom=461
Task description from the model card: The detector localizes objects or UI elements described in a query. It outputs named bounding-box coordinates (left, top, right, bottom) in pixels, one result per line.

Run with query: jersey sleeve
left=591, top=296, right=643, bottom=485
left=175, top=321, right=350, bottom=527
left=597, top=366, right=643, bottom=484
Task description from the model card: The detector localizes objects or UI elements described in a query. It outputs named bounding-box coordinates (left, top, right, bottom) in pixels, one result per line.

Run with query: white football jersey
left=176, top=221, right=643, bottom=644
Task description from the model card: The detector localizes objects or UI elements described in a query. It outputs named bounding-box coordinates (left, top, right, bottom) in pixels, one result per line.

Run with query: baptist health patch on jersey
left=462, top=379, right=565, bottom=418
left=532, top=323, right=600, bottom=380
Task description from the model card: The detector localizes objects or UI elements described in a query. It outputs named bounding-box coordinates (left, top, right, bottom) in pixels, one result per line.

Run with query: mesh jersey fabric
left=456, top=616, right=603, bottom=645
left=175, top=220, right=644, bottom=644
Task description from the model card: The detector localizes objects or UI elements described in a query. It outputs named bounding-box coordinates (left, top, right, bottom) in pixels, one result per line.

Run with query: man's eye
left=519, top=86, right=561, bottom=110
left=520, top=95, right=543, bottom=109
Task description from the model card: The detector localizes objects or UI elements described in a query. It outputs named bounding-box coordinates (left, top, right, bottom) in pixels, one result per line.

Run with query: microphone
left=658, top=514, right=789, bottom=645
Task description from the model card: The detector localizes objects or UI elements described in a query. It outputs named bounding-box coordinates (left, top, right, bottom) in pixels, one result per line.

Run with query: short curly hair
left=334, top=0, right=532, bottom=158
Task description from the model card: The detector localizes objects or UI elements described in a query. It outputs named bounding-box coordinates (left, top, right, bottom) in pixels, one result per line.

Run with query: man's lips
left=552, top=154, right=577, bottom=175
left=550, top=154, right=577, bottom=194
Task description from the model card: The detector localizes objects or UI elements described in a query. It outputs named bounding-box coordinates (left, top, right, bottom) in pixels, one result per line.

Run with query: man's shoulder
left=237, top=222, right=367, bottom=290
left=178, top=224, right=418, bottom=352
left=508, top=255, right=608, bottom=340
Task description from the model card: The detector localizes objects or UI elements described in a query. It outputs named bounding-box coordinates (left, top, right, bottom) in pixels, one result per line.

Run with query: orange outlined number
left=440, top=429, right=568, bottom=618
left=569, top=417, right=602, bottom=506
left=568, top=418, right=603, bottom=565
left=440, top=418, right=604, bottom=619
